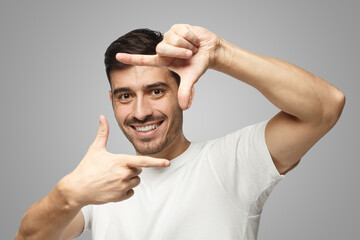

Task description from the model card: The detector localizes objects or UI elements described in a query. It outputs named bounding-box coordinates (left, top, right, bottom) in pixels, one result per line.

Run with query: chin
left=133, top=137, right=173, bottom=156
left=134, top=144, right=164, bottom=155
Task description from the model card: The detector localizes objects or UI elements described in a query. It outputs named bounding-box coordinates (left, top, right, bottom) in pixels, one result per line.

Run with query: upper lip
left=129, top=120, right=163, bottom=128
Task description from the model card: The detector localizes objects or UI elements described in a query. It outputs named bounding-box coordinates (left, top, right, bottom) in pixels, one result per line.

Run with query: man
left=16, top=24, right=345, bottom=240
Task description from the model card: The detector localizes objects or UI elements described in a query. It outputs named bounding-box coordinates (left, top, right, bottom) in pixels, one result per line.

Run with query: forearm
left=16, top=178, right=81, bottom=240
left=211, top=39, right=345, bottom=124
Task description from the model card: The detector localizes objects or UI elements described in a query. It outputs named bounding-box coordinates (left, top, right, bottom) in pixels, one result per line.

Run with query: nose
left=133, top=95, right=153, bottom=121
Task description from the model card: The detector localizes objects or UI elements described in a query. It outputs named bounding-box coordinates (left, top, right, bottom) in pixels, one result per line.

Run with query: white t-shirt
left=82, top=120, right=284, bottom=240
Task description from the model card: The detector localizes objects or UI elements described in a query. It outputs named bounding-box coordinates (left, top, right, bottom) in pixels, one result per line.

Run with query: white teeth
left=135, top=123, right=158, bottom=132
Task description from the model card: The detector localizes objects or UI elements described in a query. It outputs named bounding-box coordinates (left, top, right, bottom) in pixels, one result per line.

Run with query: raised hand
left=116, top=24, right=221, bottom=110
left=62, top=115, right=170, bottom=207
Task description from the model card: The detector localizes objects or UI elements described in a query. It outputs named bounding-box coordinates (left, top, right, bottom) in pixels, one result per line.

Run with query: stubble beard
left=119, top=112, right=183, bottom=156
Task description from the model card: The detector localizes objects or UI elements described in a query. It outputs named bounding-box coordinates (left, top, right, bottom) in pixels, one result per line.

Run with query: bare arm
left=15, top=182, right=83, bottom=240
left=61, top=212, right=85, bottom=240
left=212, top=39, right=345, bottom=174
left=116, top=24, right=345, bottom=175
left=16, top=183, right=86, bottom=240
left=16, top=115, right=170, bottom=239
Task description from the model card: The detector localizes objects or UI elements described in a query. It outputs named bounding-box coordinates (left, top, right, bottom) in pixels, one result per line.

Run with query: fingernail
left=165, top=161, right=171, bottom=167
left=185, top=50, right=192, bottom=57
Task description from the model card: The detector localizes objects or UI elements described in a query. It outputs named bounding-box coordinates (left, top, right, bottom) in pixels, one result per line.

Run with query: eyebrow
left=144, top=82, right=170, bottom=89
left=112, top=82, right=170, bottom=96
left=112, top=87, right=131, bottom=97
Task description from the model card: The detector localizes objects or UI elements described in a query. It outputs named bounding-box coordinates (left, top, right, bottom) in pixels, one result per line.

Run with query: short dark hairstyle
left=104, top=28, right=180, bottom=87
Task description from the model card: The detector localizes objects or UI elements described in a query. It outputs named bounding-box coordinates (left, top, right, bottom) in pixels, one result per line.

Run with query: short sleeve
left=81, top=205, right=93, bottom=231
left=207, top=120, right=285, bottom=214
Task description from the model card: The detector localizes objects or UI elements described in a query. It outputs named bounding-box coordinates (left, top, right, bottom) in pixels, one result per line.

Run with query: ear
left=109, top=90, right=113, bottom=105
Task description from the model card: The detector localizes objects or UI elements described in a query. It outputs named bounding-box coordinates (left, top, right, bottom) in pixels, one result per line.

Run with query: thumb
left=92, top=115, right=109, bottom=150
left=178, top=76, right=197, bottom=110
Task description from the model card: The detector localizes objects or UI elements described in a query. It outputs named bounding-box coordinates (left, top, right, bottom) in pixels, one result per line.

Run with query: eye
left=151, top=89, right=164, bottom=95
left=118, top=93, right=132, bottom=103
left=120, top=93, right=130, bottom=99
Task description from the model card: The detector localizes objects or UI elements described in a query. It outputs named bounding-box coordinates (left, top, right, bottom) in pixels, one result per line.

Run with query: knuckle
left=163, top=31, right=171, bottom=40
left=140, top=159, right=149, bottom=167
left=178, top=28, right=187, bottom=36
left=114, top=194, right=126, bottom=202
left=171, top=24, right=179, bottom=30
left=178, top=25, right=190, bottom=35
left=118, top=182, right=129, bottom=192
left=134, top=176, right=141, bottom=186
left=128, top=177, right=140, bottom=189
left=173, top=49, right=188, bottom=58
left=174, top=36, right=182, bottom=46
left=122, top=170, right=132, bottom=180
left=156, top=42, right=164, bottom=53
left=181, top=49, right=189, bottom=57
left=97, top=129, right=106, bottom=136
left=126, top=189, right=135, bottom=198
left=110, top=160, right=123, bottom=172
left=130, top=166, right=141, bottom=175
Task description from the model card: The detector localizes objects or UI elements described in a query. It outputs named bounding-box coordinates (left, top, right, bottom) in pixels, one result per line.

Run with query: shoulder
left=207, top=120, right=269, bottom=151
left=205, top=120, right=282, bottom=178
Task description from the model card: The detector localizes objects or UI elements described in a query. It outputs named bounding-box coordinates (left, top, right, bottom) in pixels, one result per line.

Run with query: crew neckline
left=141, top=141, right=203, bottom=179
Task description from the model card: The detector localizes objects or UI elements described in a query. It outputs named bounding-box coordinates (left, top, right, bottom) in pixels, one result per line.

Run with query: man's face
left=110, top=66, right=183, bottom=156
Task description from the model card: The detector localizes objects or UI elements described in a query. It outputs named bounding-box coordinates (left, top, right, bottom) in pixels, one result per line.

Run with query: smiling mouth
left=131, top=121, right=163, bottom=133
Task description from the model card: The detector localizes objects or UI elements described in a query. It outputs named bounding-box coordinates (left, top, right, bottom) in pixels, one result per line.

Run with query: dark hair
left=104, top=28, right=180, bottom=87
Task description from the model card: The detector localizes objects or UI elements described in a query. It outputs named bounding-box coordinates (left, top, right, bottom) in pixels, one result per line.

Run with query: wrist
left=54, top=174, right=85, bottom=211
left=209, top=38, right=233, bottom=72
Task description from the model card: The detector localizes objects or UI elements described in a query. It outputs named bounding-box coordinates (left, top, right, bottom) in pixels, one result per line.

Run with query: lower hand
left=61, top=115, right=170, bottom=208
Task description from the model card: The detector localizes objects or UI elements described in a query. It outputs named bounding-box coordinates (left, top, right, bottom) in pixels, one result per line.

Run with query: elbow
left=322, top=88, right=346, bottom=127
left=336, top=89, right=346, bottom=113
left=15, top=232, right=25, bottom=240
left=15, top=229, right=31, bottom=240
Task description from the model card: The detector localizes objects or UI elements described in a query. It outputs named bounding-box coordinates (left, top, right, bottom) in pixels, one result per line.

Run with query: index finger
left=116, top=53, right=160, bottom=67
left=123, top=155, right=171, bottom=168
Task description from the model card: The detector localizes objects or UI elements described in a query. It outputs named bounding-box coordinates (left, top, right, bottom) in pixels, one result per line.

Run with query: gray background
left=1, top=0, right=359, bottom=239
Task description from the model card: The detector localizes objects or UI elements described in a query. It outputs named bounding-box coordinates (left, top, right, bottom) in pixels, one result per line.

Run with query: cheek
left=163, top=100, right=183, bottom=122
left=156, top=102, right=178, bottom=117
left=159, top=95, right=180, bottom=111
left=114, top=105, right=132, bottom=124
